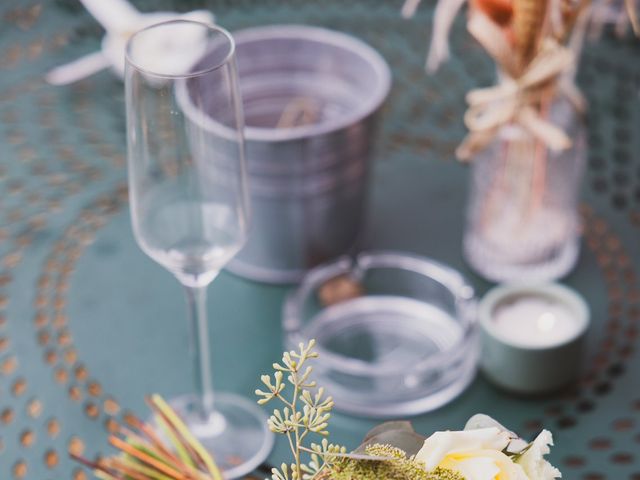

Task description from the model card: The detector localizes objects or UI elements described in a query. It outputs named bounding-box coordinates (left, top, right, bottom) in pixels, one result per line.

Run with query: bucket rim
left=180, top=24, right=392, bottom=143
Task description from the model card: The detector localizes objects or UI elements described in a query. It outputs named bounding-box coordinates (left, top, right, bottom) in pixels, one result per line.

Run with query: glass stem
left=185, top=284, right=215, bottom=418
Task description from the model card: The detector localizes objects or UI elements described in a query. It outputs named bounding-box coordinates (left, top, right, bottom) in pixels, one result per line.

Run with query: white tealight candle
left=492, top=295, right=580, bottom=348
left=479, top=283, right=590, bottom=394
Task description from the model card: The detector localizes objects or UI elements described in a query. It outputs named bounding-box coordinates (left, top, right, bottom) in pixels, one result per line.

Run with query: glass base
left=158, top=393, right=274, bottom=479
left=463, top=235, right=580, bottom=283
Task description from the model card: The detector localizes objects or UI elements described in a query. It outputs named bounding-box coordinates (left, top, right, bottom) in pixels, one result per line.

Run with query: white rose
left=515, top=430, right=561, bottom=480
left=415, top=427, right=529, bottom=480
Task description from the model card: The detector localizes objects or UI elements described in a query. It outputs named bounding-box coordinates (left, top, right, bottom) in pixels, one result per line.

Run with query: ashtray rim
left=283, top=250, right=478, bottom=377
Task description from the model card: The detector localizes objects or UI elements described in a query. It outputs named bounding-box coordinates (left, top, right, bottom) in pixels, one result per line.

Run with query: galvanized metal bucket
left=183, top=25, right=391, bottom=283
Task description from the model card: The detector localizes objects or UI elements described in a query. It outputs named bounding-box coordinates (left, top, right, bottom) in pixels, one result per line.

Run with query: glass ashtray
left=283, top=251, right=479, bottom=418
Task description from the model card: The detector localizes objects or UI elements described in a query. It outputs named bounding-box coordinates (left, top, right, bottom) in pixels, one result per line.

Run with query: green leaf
left=151, top=395, right=223, bottom=480
left=356, top=430, right=426, bottom=457
left=362, top=421, right=415, bottom=443
left=154, top=415, right=194, bottom=469
left=117, top=455, right=177, bottom=480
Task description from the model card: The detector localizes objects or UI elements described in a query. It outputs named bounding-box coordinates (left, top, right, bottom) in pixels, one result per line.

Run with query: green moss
left=326, top=444, right=465, bottom=480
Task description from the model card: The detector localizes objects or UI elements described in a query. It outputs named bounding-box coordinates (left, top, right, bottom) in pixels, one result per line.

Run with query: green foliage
left=256, top=340, right=345, bottom=480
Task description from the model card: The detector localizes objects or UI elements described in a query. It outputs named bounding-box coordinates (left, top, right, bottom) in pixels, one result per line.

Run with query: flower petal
left=416, top=428, right=511, bottom=470
left=516, top=430, right=562, bottom=479
left=440, top=449, right=529, bottom=480
left=442, top=455, right=500, bottom=480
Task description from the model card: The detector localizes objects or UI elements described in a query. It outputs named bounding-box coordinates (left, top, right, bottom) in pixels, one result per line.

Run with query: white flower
left=516, top=430, right=562, bottom=480
left=416, top=427, right=529, bottom=480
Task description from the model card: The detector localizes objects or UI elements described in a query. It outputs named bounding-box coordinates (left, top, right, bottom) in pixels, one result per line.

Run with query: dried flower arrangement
left=405, top=0, right=591, bottom=160
left=402, top=0, right=638, bottom=161
left=401, top=0, right=615, bottom=280
left=74, top=341, right=562, bottom=480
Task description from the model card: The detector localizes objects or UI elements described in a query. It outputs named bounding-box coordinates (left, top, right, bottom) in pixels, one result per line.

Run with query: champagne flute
left=125, top=20, right=273, bottom=478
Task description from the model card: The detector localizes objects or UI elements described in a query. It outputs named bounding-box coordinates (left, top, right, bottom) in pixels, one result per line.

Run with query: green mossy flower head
left=328, top=444, right=464, bottom=480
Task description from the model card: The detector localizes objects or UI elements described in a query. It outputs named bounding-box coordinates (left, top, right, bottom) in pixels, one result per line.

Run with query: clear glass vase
left=463, top=97, right=586, bottom=282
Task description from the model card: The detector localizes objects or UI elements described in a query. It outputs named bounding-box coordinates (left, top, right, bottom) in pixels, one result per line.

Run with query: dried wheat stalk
left=513, top=0, right=549, bottom=68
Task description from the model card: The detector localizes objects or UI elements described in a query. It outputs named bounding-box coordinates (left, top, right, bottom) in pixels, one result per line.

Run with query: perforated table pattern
left=0, top=1, right=639, bottom=479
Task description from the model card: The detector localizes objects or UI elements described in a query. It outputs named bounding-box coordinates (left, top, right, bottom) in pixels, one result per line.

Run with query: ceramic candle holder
left=479, top=283, right=590, bottom=395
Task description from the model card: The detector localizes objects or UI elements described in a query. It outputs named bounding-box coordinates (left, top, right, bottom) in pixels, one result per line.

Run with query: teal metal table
left=0, top=1, right=639, bottom=479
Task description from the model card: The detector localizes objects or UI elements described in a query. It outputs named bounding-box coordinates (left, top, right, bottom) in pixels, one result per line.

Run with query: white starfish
left=45, top=0, right=214, bottom=85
